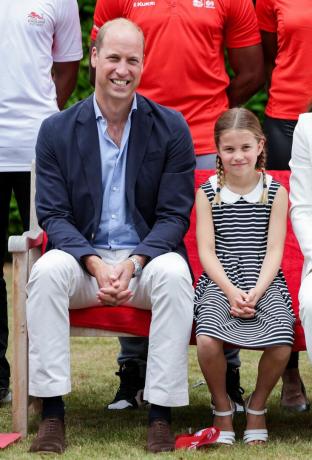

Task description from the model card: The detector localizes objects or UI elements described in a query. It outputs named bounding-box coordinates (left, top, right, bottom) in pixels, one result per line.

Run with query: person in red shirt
left=256, top=0, right=311, bottom=413
left=256, top=0, right=312, bottom=169
left=90, top=0, right=264, bottom=412
left=90, top=0, right=264, bottom=168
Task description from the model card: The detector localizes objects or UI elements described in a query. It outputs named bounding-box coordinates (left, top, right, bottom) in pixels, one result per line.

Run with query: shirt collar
left=209, top=173, right=272, bottom=203
left=93, top=93, right=137, bottom=124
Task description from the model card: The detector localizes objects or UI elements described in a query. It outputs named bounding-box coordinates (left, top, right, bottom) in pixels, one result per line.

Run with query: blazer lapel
left=76, top=95, right=103, bottom=218
left=126, top=95, right=153, bottom=207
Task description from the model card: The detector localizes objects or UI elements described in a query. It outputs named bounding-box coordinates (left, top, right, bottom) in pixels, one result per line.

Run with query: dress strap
left=267, top=178, right=281, bottom=206
left=200, top=178, right=216, bottom=203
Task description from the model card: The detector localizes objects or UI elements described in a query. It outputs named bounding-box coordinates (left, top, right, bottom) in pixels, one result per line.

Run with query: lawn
left=1, top=263, right=312, bottom=459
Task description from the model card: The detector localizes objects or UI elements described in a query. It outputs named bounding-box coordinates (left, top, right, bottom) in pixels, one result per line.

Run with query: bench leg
left=12, top=253, right=29, bottom=437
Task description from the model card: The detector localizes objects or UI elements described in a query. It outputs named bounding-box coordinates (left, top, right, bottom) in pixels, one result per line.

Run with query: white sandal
left=243, top=395, right=268, bottom=444
left=211, top=396, right=245, bottom=414
left=213, top=397, right=235, bottom=445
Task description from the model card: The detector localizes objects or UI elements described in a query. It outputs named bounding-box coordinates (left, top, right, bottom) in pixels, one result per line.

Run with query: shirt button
left=112, top=186, right=119, bottom=191
left=111, top=214, right=117, bottom=219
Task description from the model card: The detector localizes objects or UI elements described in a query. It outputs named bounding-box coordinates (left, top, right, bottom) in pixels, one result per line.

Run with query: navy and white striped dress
left=194, top=174, right=295, bottom=348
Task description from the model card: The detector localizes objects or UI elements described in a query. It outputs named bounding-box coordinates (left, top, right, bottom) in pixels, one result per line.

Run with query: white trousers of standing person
left=299, top=271, right=312, bottom=363
left=26, top=248, right=194, bottom=407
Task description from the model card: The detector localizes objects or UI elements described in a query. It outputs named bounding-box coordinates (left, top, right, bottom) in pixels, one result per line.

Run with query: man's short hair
left=95, top=18, right=145, bottom=54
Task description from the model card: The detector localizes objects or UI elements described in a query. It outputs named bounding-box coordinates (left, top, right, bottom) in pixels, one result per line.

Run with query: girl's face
left=217, top=129, right=264, bottom=177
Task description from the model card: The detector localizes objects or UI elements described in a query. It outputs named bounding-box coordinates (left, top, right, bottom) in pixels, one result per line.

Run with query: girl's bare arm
left=247, top=185, right=288, bottom=304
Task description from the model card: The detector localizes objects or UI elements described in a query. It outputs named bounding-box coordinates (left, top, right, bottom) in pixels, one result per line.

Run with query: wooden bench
left=8, top=168, right=305, bottom=437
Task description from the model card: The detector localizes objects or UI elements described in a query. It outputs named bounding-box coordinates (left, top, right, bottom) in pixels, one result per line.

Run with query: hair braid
left=257, top=146, right=268, bottom=204
left=212, top=156, right=225, bottom=206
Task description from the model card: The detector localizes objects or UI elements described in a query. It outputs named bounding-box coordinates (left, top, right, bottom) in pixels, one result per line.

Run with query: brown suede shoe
left=29, top=417, right=65, bottom=454
left=147, top=419, right=175, bottom=453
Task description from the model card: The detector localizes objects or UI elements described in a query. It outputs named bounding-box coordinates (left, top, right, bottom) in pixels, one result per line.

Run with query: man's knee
left=145, top=253, right=193, bottom=322
left=27, top=249, right=75, bottom=291
left=149, top=253, right=192, bottom=285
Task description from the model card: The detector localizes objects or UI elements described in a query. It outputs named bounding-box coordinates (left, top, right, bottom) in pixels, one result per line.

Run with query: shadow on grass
left=26, top=392, right=312, bottom=449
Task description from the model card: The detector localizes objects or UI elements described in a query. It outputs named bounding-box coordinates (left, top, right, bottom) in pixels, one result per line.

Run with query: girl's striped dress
left=194, top=174, right=295, bottom=348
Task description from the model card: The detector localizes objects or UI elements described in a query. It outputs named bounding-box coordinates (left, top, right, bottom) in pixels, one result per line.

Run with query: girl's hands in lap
left=226, top=286, right=256, bottom=319
left=244, top=287, right=261, bottom=309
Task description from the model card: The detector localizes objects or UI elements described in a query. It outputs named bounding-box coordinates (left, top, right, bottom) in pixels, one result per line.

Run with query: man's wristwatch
left=128, top=256, right=143, bottom=277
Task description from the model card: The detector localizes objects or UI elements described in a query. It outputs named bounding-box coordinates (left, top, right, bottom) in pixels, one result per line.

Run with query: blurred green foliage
left=66, top=0, right=96, bottom=106
left=9, top=196, right=23, bottom=238
left=9, top=0, right=267, bottom=237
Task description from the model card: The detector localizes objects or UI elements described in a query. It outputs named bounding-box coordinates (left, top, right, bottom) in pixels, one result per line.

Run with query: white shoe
left=213, top=397, right=235, bottom=445
left=211, top=397, right=244, bottom=414
left=243, top=395, right=268, bottom=444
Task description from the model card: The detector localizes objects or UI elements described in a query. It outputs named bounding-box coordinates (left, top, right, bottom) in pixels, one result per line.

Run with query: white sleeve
left=52, top=0, right=83, bottom=62
left=289, top=113, right=312, bottom=277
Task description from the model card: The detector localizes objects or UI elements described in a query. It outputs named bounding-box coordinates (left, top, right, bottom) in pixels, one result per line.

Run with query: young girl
left=194, top=108, right=295, bottom=445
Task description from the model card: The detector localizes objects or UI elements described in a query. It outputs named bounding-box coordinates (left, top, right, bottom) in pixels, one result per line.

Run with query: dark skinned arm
left=52, top=61, right=80, bottom=110
left=260, top=30, right=278, bottom=92
left=89, top=40, right=96, bottom=87
left=227, top=44, right=265, bottom=107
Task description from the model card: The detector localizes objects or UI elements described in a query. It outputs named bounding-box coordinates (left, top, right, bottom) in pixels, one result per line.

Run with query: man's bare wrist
left=82, top=255, right=103, bottom=276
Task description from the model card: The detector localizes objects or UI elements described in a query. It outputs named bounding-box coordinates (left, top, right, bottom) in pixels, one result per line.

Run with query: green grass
left=1, top=263, right=312, bottom=459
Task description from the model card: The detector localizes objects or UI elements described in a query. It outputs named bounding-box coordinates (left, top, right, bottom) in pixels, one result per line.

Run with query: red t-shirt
left=256, top=0, right=312, bottom=120
left=91, top=0, right=260, bottom=155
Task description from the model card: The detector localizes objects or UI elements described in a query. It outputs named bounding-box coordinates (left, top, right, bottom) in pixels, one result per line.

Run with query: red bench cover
left=47, top=170, right=305, bottom=350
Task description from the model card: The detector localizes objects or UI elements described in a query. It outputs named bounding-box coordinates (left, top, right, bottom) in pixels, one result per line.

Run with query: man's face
left=91, top=26, right=144, bottom=103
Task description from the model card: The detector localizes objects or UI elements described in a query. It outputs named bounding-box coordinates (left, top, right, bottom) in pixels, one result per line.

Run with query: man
left=90, top=0, right=264, bottom=412
left=0, top=0, right=82, bottom=404
left=26, top=18, right=195, bottom=454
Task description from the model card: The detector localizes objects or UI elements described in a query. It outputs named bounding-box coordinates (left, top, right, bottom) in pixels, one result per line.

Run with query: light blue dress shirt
left=92, top=94, right=140, bottom=249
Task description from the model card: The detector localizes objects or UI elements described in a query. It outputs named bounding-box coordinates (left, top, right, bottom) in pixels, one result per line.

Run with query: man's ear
left=90, top=46, right=97, bottom=69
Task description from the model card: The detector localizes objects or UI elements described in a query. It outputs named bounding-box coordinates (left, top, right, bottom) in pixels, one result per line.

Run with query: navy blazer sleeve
left=35, top=115, right=99, bottom=262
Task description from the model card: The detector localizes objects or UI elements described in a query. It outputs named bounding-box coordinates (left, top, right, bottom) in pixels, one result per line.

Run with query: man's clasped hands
left=83, top=255, right=146, bottom=306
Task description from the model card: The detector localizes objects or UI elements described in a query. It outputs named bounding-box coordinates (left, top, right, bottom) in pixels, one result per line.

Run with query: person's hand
left=97, top=259, right=134, bottom=306
left=83, top=255, right=122, bottom=305
left=225, top=285, right=256, bottom=319
left=244, top=287, right=262, bottom=309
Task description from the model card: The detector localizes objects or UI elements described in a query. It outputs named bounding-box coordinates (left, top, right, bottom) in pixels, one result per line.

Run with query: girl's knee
left=197, top=335, right=223, bottom=353
left=279, top=345, right=292, bottom=360
left=267, top=345, right=291, bottom=362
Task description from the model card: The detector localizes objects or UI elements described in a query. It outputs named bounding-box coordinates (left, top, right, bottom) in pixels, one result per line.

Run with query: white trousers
left=299, top=271, right=312, bottom=363
left=26, top=249, right=194, bottom=407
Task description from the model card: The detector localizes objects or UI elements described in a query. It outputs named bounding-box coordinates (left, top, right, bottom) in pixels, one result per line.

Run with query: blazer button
left=91, top=233, right=95, bottom=240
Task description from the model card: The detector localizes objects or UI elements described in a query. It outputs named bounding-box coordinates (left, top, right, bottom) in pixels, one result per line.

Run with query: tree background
left=8, top=0, right=267, bottom=236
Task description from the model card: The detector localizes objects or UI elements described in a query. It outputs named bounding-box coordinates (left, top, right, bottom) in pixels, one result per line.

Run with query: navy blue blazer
left=35, top=93, right=196, bottom=270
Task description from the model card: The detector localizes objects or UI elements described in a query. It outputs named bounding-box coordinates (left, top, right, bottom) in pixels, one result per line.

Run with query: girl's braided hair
left=213, top=108, right=267, bottom=206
